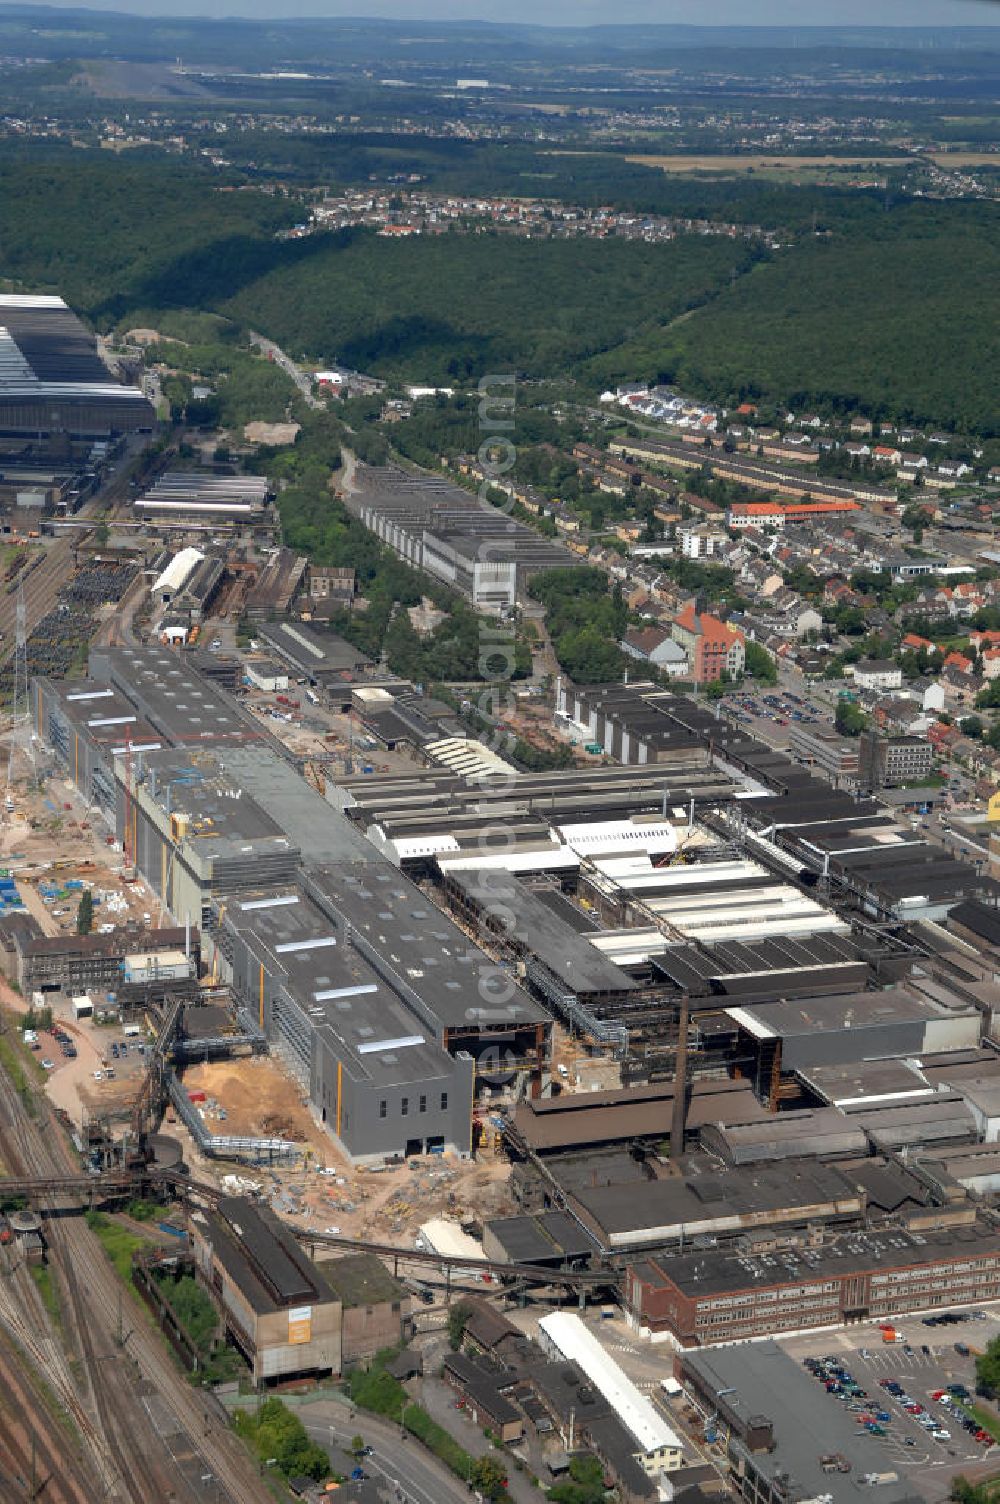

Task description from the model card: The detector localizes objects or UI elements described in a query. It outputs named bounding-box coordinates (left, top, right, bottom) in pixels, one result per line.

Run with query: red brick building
left=671, top=603, right=745, bottom=683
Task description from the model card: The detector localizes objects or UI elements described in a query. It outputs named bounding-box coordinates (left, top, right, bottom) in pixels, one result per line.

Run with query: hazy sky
left=20, top=0, right=1000, bottom=22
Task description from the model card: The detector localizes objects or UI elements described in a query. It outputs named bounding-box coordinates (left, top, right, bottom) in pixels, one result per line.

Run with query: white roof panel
left=539, top=1313, right=682, bottom=1458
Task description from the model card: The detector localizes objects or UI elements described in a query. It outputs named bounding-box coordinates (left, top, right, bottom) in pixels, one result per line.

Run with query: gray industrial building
left=256, top=620, right=373, bottom=690
left=348, top=465, right=575, bottom=611
left=32, top=646, right=549, bottom=1164
left=135, top=471, right=270, bottom=523
left=219, top=883, right=475, bottom=1162
left=859, top=730, right=936, bottom=790
left=681, top=1342, right=921, bottom=1504
left=724, top=987, right=981, bottom=1104
left=0, top=295, right=154, bottom=457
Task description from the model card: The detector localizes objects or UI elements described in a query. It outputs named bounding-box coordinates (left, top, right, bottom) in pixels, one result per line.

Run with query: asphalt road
left=248, top=331, right=321, bottom=409
left=291, top=1395, right=475, bottom=1504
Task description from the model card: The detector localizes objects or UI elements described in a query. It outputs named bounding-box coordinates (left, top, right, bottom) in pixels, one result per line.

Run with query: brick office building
left=626, top=1222, right=1000, bottom=1346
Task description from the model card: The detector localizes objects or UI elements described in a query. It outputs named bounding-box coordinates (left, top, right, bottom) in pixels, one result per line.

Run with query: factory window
left=440, top=1092, right=448, bottom=1110
left=379, top=1100, right=387, bottom=1119
left=401, top=1097, right=409, bottom=1116
left=419, top=1095, right=426, bottom=1113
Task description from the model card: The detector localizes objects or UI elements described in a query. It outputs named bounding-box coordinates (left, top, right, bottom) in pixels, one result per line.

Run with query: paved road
left=248, top=330, right=321, bottom=409
left=272, top=1393, right=474, bottom=1504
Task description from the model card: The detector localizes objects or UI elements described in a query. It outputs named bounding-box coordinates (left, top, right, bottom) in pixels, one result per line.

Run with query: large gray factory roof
left=228, top=887, right=455, bottom=1088
left=207, top=745, right=377, bottom=867
left=339, top=760, right=735, bottom=835
left=37, top=677, right=163, bottom=752
left=795, top=1058, right=933, bottom=1106
left=727, top=987, right=957, bottom=1040
left=0, top=294, right=110, bottom=383
left=701, top=1107, right=868, bottom=1165
left=305, top=862, right=549, bottom=1035
left=131, top=743, right=377, bottom=868
left=571, top=1160, right=859, bottom=1249
left=655, top=1221, right=1000, bottom=1300
left=90, top=646, right=263, bottom=748
left=682, top=1343, right=920, bottom=1504
left=445, top=869, right=637, bottom=998
left=258, top=620, right=372, bottom=679
left=654, top=932, right=869, bottom=998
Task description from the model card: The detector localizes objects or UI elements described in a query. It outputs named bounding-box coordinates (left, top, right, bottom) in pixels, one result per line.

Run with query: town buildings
left=671, top=603, right=745, bottom=683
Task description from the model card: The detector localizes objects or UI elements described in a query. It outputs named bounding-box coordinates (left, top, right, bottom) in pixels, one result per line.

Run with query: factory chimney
left=670, top=992, right=690, bottom=1163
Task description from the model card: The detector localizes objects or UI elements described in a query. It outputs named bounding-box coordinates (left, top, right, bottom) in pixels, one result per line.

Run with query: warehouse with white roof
left=539, top=1312, right=683, bottom=1478
left=151, top=546, right=204, bottom=606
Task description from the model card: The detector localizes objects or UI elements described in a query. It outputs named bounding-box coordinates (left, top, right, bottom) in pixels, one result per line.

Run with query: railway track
left=0, top=1054, right=274, bottom=1504
left=0, top=1324, right=98, bottom=1504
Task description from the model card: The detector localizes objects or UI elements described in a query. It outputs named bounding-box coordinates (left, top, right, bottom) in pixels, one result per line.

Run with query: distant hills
left=1, top=6, right=999, bottom=69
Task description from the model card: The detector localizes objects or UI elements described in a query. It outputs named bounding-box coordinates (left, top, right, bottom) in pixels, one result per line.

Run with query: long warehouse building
left=0, top=294, right=154, bottom=454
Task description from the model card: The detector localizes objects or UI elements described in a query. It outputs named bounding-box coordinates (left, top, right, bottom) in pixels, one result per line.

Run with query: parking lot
left=720, top=688, right=826, bottom=749
left=782, top=1314, right=999, bottom=1495
left=27, top=1002, right=152, bottom=1128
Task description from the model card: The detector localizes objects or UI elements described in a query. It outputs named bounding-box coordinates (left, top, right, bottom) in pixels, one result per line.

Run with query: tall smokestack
left=184, top=910, right=190, bottom=960
left=670, top=992, right=690, bottom=1163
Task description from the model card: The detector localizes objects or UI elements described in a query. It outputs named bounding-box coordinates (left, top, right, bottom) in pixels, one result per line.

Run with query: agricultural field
left=625, top=152, right=912, bottom=176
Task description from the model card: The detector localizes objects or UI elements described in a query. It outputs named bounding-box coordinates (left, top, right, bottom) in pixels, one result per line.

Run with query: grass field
left=624, top=152, right=911, bottom=175
left=929, top=153, right=1000, bottom=168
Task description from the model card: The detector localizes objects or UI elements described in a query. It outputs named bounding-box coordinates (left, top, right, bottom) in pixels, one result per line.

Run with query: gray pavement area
left=778, top=1311, right=1000, bottom=1499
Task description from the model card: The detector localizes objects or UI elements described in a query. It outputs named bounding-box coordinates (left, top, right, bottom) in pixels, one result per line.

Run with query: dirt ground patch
left=625, top=152, right=910, bottom=173
left=928, top=152, right=1000, bottom=168
left=180, top=1057, right=336, bottom=1160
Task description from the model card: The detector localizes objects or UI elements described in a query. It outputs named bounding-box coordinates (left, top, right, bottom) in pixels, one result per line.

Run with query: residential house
left=940, top=666, right=981, bottom=710
left=907, top=678, right=947, bottom=715
left=680, top=525, right=728, bottom=559
left=901, top=633, right=940, bottom=657
left=873, top=446, right=902, bottom=467
left=622, top=626, right=689, bottom=678
left=682, top=494, right=725, bottom=519
left=943, top=650, right=975, bottom=676
left=308, top=565, right=356, bottom=612
left=872, top=696, right=926, bottom=735
left=971, top=630, right=1000, bottom=653
left=442, top=1352, right=525, bottom=1444
left=740, top=560, right=784, bottom=600
left=852, top=659, right=903, bottom=693
left=849, top=417, right=874, bottom=437
left=823, top=579, right=861, bottom=609
left=765, top=589, right=823, bottom=638
left=981, top=647, right=1000, bottom=682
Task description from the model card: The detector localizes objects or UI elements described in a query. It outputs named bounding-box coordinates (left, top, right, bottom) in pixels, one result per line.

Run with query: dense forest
left=649, top=202, right=1000, bottom=434
left=0, top=146, right=997, bottom=436
left=0, top=152, right=295, bottom=317
left=223, top=230, right=757, bottom=385
left=528, top=568, right=627, bottom=683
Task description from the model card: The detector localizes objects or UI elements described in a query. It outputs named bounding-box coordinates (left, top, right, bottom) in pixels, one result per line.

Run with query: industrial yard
left=172, top=1055, right=517, bottom=1246
left=1, top=291, right=1000, bottom=1504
